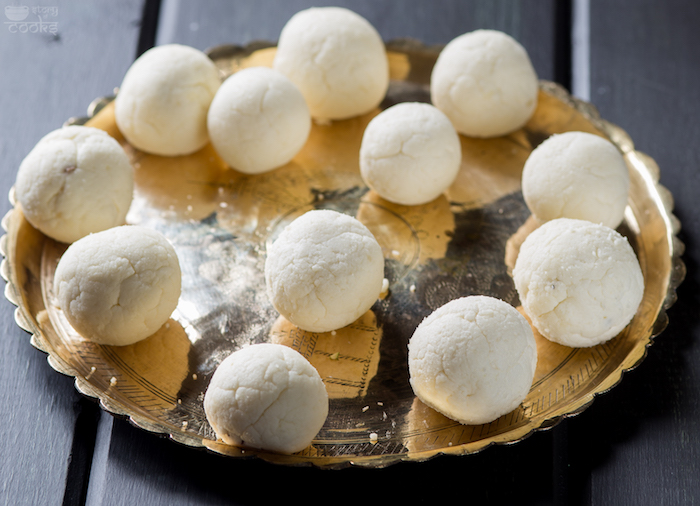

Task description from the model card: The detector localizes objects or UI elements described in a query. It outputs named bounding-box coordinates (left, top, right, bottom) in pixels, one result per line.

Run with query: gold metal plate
left=0, top=41, right=684, bottom=468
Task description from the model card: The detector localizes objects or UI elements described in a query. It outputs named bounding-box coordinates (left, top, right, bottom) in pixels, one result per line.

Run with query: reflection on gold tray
left=0, top=41, right=685, bottom=469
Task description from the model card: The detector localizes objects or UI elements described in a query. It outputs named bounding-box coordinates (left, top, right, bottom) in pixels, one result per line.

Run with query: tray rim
left=0, top=40, right=687, bottom=469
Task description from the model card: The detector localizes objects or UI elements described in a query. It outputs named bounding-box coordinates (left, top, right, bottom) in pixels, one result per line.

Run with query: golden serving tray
left=1, top=41, right=685, bottom=469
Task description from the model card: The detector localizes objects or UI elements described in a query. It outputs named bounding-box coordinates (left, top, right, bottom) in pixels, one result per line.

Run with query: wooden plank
left=86, top=1, right=563, bottom=505
left=0, top=1, right=144, bottom=505
left=566, top=1, right=700, bottom=504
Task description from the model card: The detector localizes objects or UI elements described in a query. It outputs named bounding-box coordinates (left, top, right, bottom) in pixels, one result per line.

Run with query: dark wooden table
left=1, top=1, right=698, bottom=504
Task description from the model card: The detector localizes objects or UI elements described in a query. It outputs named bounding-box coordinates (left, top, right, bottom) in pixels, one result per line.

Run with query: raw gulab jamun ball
left=273, top=6, right=389, bottom=121
left=521, top=131, right=630, bottom=229
left=203, top=343, right=329, bottom=454
left=265, top=210, right=385, bottom=333
left=115, top=44, right=221, bottom=156
left=15, top=125, right=134, bottom=244
left=359, top=102, right=462, bottom=206
left=207, top=67, right=311, bottom=174
left=513, top=218, right=644, bottom=348
left=54, top=225, right=182, bottom=346
left=408, top=296, right=537, bottom=425
left=431, top=29, right=539, bottom=138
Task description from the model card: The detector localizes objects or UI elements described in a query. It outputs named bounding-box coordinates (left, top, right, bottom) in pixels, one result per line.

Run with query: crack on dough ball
left=513, top=218, right=644, bottom=347
left=521, top=131, right=630, bottom=229
left=115, top=44, right=221, bottom=156
left=360, top=102, right=462, bottom=205
left=408, top=295, right=537, bottom=425
left=265, top=210, right=384, bottom=333
left=207, top=67, right=311, bottom=174
left=54, top=225, right=182, bottom=346
left=15, top=125, right=134, bottom=244
left=430, top=29, right=538, bottom=138
left=203, top=343, right=329, bottom=454
left=273, top=7, right=389, bottom=121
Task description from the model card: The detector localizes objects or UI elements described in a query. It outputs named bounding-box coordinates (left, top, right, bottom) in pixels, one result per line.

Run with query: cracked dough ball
left=115, top=44, right=221, bottom=156
left=273, top=7, right=389, bottom=120
left=430, top=29, right=538, bottom=137
left=522, top=131, right=630, bottom=229
left=204, top=343, right=328, bottom=454
left=359, top=102, right=462, bottom=205
left=15, top=125, right=134, bottom=244
left=265, top=210, right=384, bottom=333
left=207, top=67, right=311, bottom=174
left=408, top=296, right=537, bottom=425
left=513, top=218, right=644, bottom=347
left=54, top=225, right=182, bottom=346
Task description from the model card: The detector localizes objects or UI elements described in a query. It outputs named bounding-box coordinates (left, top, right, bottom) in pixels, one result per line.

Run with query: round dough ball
left=522, top=131, right=630, bottom=229
left=54, top=225, right=182, bottom=346
left=115, top=44, right=221, bottom=156
left=265, top=210, right=384, bottom=333
left=430, top=29, right=539, bottom=137
left=359, top=102, right=462, bottom=205
left=15, top=125, right=134, bottom=244
left=408, top=296, right=537, bottom=425
left=273, top=7, right=389, bottom=120
left=513, top=218, right=644, bottom=347
left=203, top=343, right=329, bottom=454
left=207, top=67, right=311, bottom=174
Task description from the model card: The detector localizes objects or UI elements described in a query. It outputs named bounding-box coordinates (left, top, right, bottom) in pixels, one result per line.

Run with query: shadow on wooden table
left=98, top=415, right=555, bottom=505
left=564, top=207, right=698, bottom=504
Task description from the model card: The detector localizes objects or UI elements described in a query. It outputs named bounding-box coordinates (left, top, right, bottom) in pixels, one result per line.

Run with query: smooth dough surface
left=207, top=67, right=310, bottom=174
left=513, top=218, right=644, bottom=347
left=54, top=225, right=182, bottom=346
left=522, top=131, right=630, bottom=229
left=265, top=210, right=384, bottom=333
left=408, top=296, right=537, bottom=425
left=15, top=125, right=134, bottom=244
left=273, top=6, right=389, bottom=120
left=430, top=29, right=538, bottom=137
left=203, top=343, right=329, bottom=454
left=359, top=102, right=462, bottom=205
left=115, top=44, right=221, bottom=156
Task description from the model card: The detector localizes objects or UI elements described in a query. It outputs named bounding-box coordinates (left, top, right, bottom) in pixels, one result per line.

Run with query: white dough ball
left=207, top=67, right=311, bottom=174
left=359, top=102, right=462, bottom=205
left=115, top=44, right=221, bottom=156
left=54, top=225, right=182, bottom=346
left=513, top=218, right=644, bottom=347
left=265, top=210, right=384, bottom=333
left=522, top=131, right=630, bottom=229
left=430, top=29, right=539, bottom=137
left=15, top=126, right=134, bottom=244
left=203, top=343, right=329, bottom=454
left=273, top=7, right=389, bottom=120
left=408, top=296, right=537, bottom=425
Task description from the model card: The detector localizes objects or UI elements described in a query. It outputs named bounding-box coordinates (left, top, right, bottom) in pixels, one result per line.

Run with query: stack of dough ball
left=265, top=210, right=384, bottom=333
left=207, top=67, right=311, bottom=174
left=15, top=125, right=133, bottom=244
left=408, top=296, right=537, bottom=425
left=359, top=102, right=462, bottom=205
left=115, top=44, right=221, bottom=156
left=513, top=218, right=644, bottom=348
left=521, top=131, right=630, bottom=229
left=54, top=225, right=182, bottom=346
left=273, top=6, right=389, bottom=121
left=431, top=29, right=539, bottom=138
left=203, top=343, right=329, bottom=454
